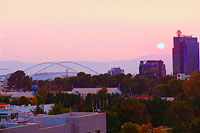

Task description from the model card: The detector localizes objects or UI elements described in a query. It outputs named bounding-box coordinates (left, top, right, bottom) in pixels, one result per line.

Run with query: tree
left=48, top=103, right=65, bottom=115
left=120, top=98, right=150, bottom=124
left=45, top=92, right=55, bottom=104
left=2, top=96, right=10, bottom=104
left=35, top=94, right=43, bottom=104
left=145, top=96, right=170, bottom=127
left=141, top=123, right=152, bottom=133
left=8, top=70, right=31, bottom=91
left=166, top=101, right=195, bottom=127
left=120, top=122, right=141, bottom=133
left=20, top=96, right=31, bottom=105
left=37, top=86, right=49, bottom=99
left=189, top=118, right=200, bottom=133
left=157, top=75, right=175, bottom=84
left=162, top=79, right=184, bottom=97
left=98, top=87, right=108, bottom=94
left=11, top=98, right=20, bottom=105
left=32, top=96, right=38, bottom=105
left=106, top=111, right=120, bottom=133
left=183, top=72, right=200, bottom=98
left=132, top=75, right=152, bottom=95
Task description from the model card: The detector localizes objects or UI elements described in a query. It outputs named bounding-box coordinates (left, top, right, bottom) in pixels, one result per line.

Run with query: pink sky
left=1, top=0, right=200, bottom=63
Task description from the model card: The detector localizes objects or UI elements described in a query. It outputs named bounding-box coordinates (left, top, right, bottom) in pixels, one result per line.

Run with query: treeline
left=8, top=70, right=177, bottom=96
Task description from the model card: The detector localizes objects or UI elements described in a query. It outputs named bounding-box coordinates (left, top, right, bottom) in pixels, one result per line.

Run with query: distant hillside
left=0, top=54, right=172, bottom=75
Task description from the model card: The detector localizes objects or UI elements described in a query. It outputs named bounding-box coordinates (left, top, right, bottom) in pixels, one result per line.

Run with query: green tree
left=120, top=122, right=141, bottom=133
left=120, top=98, right=150, bottom=124
left=189, top=118, right=200, bottom=133
left=11, top=98, right=20, bottom=105
left=145, top=96, right=170, bottom=127
left=166, top=101, right=195, bottom=127
left=20, top=96, right=31, bottom=105
left=2, top=96, right=10, bottom=104
left=32, top=96, right=38, bottom=105
left=157, top=75, right=175, bottom=84
left=183, top=72, right=200, bottom=98
left=45, top=92, right=55, bottom=104
left=106, top=111, right=120, bottom=133
left=48, top=103, right=65, bottom=115
left=8, top=70, right=31, bottom=91
left=37, top=86, right=49, bottom=99
left=35, top=94, right=44, bottom=104
left=162, top=79, right=184, bottom=97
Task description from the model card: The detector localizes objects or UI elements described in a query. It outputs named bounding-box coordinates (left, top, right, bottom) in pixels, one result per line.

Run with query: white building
left=177, top=73, right=190, bottom=80
left=11, top=91, right=34, bottom=99
left=72, top=87, right=122, bottom=97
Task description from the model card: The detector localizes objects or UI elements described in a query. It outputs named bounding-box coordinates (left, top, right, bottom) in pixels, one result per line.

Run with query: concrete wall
left=0, top=123, right=39, bottom=133
left=1, top=112, right=106, bottom=133
left=38, top=124, right=72, bottom=133
left=66, top=113, right=106, bottom=133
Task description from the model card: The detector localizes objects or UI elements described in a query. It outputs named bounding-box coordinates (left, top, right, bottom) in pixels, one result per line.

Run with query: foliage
left=35, top=94, right=44, bottom=104
left=7, top=70, right=31, bottom=91
left=32, top=104, right=45, bottom=115
left=37, top=86, right=49, bottom=99
left=141, top=123, right=152, bottom=133
left=45, top=92, right=55, bottom=104
left=183, top=72, right=200, bottom=98
left=11, top=98, right=20, bottom=105
left=166, top=101, right=195, bottom=127
left=48, top=103, right=65, bottom=115
left=120, top=98, right=150, bottom=124
left=106, top=111, right=120, bottom=132
left=120, top=122, right=141, bottom=133
left=20, top=96, right=31, bottom=105
left=149, top=79, right=184, bottom=97
left=157, top=75, right=175, bottom=85
left=32, top=96, right=38, bottom=105
left=2, top=96, right=10, bottom=104
left=98, top=87, right=108, bottom=94
left=144, top=96, right=170, bottom=127
left=189, top=118, right=200, bottom=133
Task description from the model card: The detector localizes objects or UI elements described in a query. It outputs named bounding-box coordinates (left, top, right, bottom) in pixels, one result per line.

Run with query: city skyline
left=1, top=0, right=200, bottom=62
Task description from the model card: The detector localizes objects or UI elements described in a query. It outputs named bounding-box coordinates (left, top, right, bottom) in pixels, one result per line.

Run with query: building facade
left=108, top=67, right=124, bottom=75
left=0, top=112, right=106, bottom=133
left=72, top=87, right=122, bottom=97
left=173, top=30, right=199, bottom=75
left=139, top=60, right=166, bottom=79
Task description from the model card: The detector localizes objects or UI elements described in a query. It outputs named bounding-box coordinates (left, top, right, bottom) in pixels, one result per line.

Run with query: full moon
left=157, top=43, right=165, bottom=49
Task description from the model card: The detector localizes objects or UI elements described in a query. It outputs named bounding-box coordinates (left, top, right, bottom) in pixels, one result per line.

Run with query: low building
left=0, top=112, right=106, bottom=133
left=108, top=67, right=124, bottom=75
left=72, top=87, right=122, bottom=97
left=139, top=60, right=166, bottom=79
left=177, top=73, right=190, bottom=80
left=0, top=75, right=9, bottom=94
left=49, top=91, right=73, bottom=96
left=132, top=95, right=152, bottom=99
left=11, top=91, right=33, bottom=99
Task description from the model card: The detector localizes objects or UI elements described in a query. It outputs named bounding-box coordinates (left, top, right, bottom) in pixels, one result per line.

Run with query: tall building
left=139, top=60, right=166, bottom=79
left=173, top=30, right=199, bottom=75
left=108, top=67, right=124, bottom=75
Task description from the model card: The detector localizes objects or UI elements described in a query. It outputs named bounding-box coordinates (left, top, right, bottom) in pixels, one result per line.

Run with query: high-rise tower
left=173, top=30, right=199, bottom=75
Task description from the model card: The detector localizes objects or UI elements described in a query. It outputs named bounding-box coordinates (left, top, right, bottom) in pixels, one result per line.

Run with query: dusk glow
left=1, top=0, right=200, bottom=62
